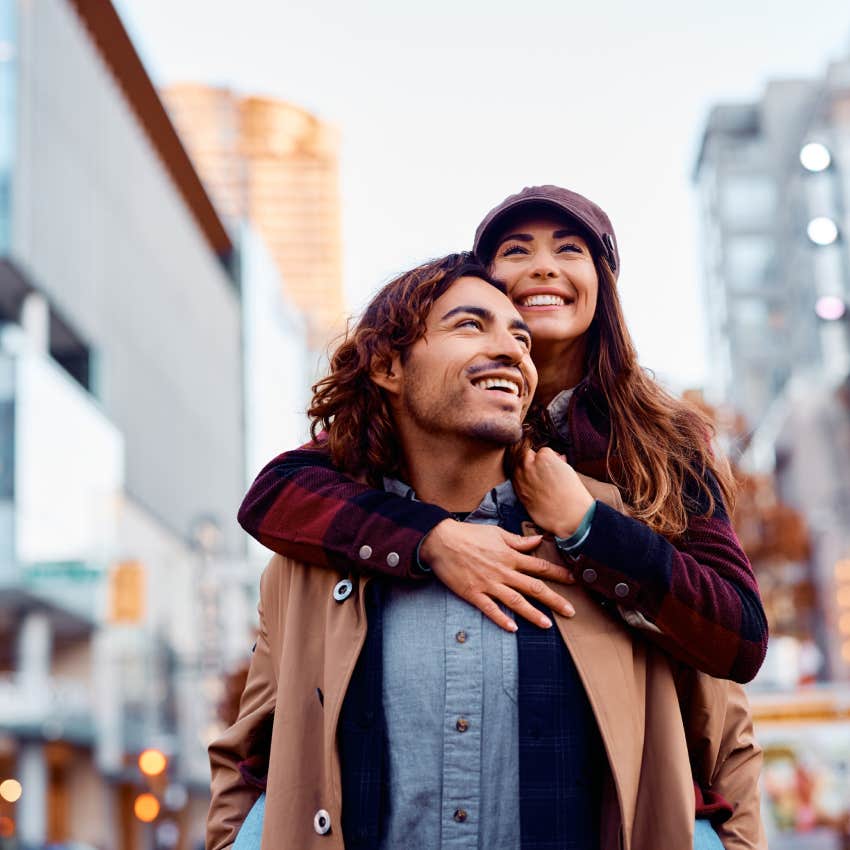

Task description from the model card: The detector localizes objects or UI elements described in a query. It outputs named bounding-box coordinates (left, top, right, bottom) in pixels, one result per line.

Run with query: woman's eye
left=557, top=243, right=582, bottom=254
left=502, top=245, right=528, bottom=257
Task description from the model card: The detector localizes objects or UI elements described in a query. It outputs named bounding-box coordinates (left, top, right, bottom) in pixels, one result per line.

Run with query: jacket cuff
left=572, top=500, right=670, bottom=604
left=348, top=502, right=450, bottom=579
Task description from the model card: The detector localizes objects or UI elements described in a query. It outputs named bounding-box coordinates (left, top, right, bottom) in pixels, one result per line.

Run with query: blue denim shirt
left=380, top=478, right=521, bottom=850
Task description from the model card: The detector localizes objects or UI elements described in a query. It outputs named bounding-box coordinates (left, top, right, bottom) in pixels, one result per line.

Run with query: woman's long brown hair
left=308, top=253, right=501, bottom=485
left=575, top=256, right=736, bottom=538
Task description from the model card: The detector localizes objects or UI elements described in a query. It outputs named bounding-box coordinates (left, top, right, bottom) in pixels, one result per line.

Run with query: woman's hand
left=513, top=447, right=594, bottom=538
left=418, top=519, right=576, bottom=632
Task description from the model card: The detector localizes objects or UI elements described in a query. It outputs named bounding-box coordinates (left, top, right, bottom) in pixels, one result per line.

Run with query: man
left=207, top=253, right=764, bottom=850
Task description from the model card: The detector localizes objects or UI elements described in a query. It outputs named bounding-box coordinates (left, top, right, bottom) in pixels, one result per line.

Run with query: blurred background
left=2, top=0, right=850, bottom=847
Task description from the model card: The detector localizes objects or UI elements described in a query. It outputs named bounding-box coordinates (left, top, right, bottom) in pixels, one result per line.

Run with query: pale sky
left=117, top=0, right=850, bottom=390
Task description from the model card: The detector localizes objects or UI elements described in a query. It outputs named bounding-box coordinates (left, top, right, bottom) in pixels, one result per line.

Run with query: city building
left=162, top=83, right=346, bottom=349
left=0, top=0, right=307, bottom=846
left=693, top=59, right=850, bottom=431
left=695, top=53, right=850, bottom=850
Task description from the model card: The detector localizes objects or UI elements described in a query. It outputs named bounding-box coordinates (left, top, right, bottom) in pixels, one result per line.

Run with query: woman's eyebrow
left=496, top=232, right=533, bottom=246
left=553, top=229, right=582, bottom=239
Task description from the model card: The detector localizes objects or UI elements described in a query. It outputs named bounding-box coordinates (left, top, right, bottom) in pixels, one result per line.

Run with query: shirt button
left=453, top=809, right=468, bottom=823
left=455, top=630, right=467, bottom=644
left=614, top=582, right=630, bottom=598
left=313, top=809, right=331, bottom=834
left=582, top=567, right=598, bottom=583
left=358, top=545, right=372, bottom=560
left=386, top=551, right=400, bottom=568
left=455, top=717, right=469, bottom=733
left=333, top=579, right=353, bottom=602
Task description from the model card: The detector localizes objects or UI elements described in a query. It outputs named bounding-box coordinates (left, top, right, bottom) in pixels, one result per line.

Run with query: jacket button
left=359, top=545, right=373, bottom=559
left=455, top=717, right=469, bottom=733
left=614, top=582, right=630, bottom=598
left=582, top=568, right=598, bottom=584
left=386, top=551, right=400, bottom=568
left=313, top=809, right=331, bottom=834
left=333, top=579, right=353, bottom=602
left=453, top=808, right=468, bottom=823
left=455, top=630, right=467, bottom=644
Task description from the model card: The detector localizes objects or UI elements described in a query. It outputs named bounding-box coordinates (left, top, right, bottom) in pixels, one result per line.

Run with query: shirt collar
left=383, top=476, right=518, bottom=521
left=545, top=386, right=578, bottom=440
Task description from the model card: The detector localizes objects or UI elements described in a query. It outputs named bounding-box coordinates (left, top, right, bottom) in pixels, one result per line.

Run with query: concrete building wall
left=10, top=0, right=245, bottom=550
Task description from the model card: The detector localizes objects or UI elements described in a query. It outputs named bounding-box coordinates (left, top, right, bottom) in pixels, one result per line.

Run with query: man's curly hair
left=309, top=252, right=504, bottom=484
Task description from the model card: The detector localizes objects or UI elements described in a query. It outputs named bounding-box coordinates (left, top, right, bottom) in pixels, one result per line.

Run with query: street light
left=800, top=142, right=832, bottom=173
left=0, top=779, right=21, bottom=803
left=134, top=792, right=160, bottom=823
left=807, top=216, right=839, bottom=246
left=815, top=295, right=847, bottom=321
left=138, top=748, right=167, bottom=778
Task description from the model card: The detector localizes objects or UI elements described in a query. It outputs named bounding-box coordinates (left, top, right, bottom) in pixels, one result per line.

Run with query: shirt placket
left=442, top=592, right=483, bottom=849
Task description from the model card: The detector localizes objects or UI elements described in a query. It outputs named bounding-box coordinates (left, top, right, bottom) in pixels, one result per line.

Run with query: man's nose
left=488, top=327, right=527, bottom=363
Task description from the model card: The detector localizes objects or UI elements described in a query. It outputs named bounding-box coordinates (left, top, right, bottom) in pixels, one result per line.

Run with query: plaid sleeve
left=237, top=443, right=452, bottom=578
left=574, top=473, right=768, bottom=683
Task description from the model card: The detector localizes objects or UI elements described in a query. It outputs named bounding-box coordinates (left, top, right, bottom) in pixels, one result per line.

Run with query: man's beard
left=402, top=370, right=523, bottom=447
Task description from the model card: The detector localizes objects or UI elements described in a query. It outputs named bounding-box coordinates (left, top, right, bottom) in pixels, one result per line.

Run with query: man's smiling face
left=382, top=276, right=538, bottom=446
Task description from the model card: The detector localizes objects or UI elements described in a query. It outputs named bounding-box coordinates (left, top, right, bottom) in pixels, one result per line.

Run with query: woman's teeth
left=520, top=294, right=567, bottom=307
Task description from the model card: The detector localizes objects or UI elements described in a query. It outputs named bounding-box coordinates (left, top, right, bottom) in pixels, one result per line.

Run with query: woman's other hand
left=513, top=447, right=594, bottom=538
left=418, top=520, right=576, bottom=632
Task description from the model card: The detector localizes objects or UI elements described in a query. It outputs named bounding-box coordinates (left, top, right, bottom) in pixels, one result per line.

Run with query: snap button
left=358, top=545, right=372, bottom=559
left=455, top=630, right=467, bottom=644
left=614, top=582, right=630, bottom=598
left=582, top=568, right=598, bottom=584
left=453, top=808, right=468, bottom=823
left=313, top=809, right=331, bottom=834
left=333, top=579, right=353, bottom=602
left=456, top=717, right=469, bottom=733
left=386, top=551, right=400, bottom=568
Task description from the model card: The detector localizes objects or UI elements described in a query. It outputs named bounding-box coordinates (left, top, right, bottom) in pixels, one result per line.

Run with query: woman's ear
left=370, top=353, right=402, bottom=396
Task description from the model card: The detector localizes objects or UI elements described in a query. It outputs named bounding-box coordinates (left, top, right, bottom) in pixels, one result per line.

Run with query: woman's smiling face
left=489, top=214, right=599, bottom=348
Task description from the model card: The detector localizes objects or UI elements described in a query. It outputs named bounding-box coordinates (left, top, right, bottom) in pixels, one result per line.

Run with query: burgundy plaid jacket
left=238, top=380, right=768, bottom=684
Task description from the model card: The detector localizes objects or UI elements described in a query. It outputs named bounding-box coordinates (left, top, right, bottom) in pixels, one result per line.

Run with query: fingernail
left=540, top=616, right=552, bottom=629
left=508, top=620, right=518, bottom=632
left=562, top=605, right=575, bottom=617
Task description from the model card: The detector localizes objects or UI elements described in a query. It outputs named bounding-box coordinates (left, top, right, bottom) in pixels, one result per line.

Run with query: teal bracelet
left=554, top=500, right=597, bottom=553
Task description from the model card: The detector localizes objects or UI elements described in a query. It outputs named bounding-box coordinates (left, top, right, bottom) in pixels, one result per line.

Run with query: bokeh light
left=134, top=792, right=160, bottom=822
left=800, top=142, right=832, bottom=172
left=138, top=749, right=167, bottom=777
left=815, top=295, right=847, bottom=321
left=807, top=216, right=839, bottom=246
left=0, top=779, right=22, bottom=803
left=0, top=816, right=14, bottom=838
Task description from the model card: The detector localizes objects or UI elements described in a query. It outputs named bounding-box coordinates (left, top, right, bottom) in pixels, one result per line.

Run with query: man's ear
left=370, top=353, right=402, bottom=396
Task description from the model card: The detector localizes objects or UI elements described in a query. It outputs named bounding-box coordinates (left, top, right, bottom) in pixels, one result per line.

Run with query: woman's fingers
left=422, top=519, right=576, bottom=631
left=469, top=594, right=519, bottom=633
left=488, top=585, right=554, bottom=630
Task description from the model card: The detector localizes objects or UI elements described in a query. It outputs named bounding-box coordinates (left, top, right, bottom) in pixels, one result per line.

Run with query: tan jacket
left=208, top=483, right=765, bottom=850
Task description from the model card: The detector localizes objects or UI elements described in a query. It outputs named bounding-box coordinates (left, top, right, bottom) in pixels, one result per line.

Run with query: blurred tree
left=684, top=390, right=816, bottom=644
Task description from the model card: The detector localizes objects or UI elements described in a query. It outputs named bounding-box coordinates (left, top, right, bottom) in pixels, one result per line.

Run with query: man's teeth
left=473, top=377, right=520, bottom=395
left=521, top=294, right=566, bottom=306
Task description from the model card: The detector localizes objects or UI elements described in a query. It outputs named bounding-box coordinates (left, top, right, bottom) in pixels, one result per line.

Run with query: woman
left=235, top=186, right=768, bottom=847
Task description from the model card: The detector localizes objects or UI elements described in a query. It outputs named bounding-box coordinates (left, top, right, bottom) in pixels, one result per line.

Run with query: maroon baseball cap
left=473, top=185, right=620, bottom=280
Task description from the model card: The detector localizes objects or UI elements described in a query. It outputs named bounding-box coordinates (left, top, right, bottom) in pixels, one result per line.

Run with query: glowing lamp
left=800, top=142, right=832, bottom=173
left=0, top=779, right=21, bottom=803
left=138, top=749, right=167, bottom=777
left=807, top=217, right=839, bottom=246
left=134, top=792, right=160, bottom=823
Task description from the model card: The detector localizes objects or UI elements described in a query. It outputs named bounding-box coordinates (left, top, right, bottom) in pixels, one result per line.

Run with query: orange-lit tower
left=162, top=83, right=346, bottom=346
